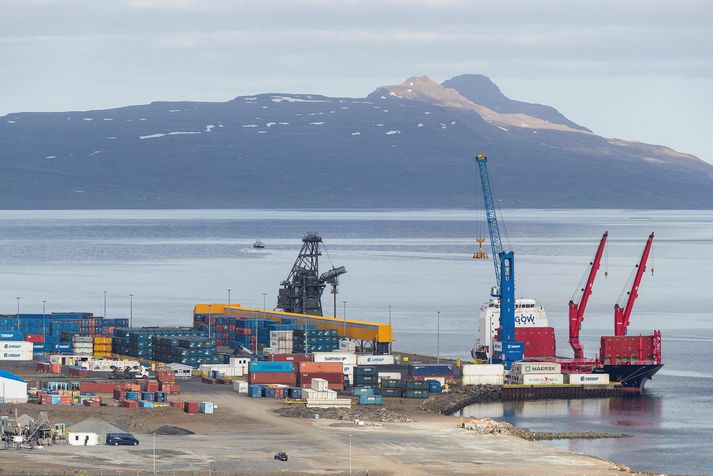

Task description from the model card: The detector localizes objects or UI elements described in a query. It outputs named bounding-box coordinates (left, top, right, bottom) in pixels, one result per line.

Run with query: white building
left=0, top=369, right=28, bottom=403
left=67, top=432, right=99, bottom=446
left=165, top=363, right=193, bottom=380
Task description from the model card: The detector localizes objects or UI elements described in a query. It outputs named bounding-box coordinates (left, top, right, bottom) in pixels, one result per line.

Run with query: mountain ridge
left=1, top=74, right=712, bottom=209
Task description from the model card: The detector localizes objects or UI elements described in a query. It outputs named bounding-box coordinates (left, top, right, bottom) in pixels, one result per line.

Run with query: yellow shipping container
left=94, top=337, right=112, bottom=344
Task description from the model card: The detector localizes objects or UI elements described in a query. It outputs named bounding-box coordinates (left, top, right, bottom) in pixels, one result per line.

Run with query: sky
left=1, top=0, right=712, bottom=162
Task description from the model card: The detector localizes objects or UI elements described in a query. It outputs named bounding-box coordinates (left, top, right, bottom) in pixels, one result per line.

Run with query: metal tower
left=277, top=233, right=346, bottom=316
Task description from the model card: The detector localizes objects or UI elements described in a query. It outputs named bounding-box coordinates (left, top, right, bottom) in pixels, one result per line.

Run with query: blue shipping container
left=0, top=331, right=23, bottom=340
left=249, top=361, right=293, bottom=373
left=358, top=395, right=383, bottom=405
left=248, top=384, right=263, bottom=398
left=427, top=380, right=442, bottom=393
left=352, top=387, right=375, bottom=397
left=262, top=386, right=275, bottom=398
left=408, top=364, right=455, bottom=377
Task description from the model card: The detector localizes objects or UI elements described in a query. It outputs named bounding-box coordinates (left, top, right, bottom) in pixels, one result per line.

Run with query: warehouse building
left=0, top=369, right=28, bottom=403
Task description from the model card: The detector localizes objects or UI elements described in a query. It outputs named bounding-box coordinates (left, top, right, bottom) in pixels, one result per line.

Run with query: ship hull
left=593, top=363, right=662, bottom=392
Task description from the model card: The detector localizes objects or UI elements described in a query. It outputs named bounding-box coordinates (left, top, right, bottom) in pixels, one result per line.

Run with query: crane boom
left=614, top=232, right=654, bottom=336
left=568, top=231, right=608, bottom=359
left=475, top=153, right=504, bottom=289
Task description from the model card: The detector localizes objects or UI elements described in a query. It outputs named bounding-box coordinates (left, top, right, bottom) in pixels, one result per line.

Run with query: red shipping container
left=146, top=381, right=159, bottom=392
left=299, top=362, right=343, bottom=373
left=297, top=372, right=344, bottom=388
left=25, top=333, right=45, bottom=343
left=122, top=399, right=139, bottom=408
left=515, top=327, right=557, bottom=358
left=183, top=401, right=199, bottom=413
left=169, top=400, right=183, bottom=408
left=248, top=372, right=296, bottom=386
left=270, top=353, right=313, bottom=363
left=50, top=363, right=61, bottom=374
left=159, top=382, right=181, bottom=394
left=274, top=387, right=286, bottom=398
left=80, top=382, right=118, bottom=393
left=60, top=396, right=72, bottom=404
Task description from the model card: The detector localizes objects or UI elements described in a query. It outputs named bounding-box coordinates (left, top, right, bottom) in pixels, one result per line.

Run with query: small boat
left=253, top=240, right=265, bottom=249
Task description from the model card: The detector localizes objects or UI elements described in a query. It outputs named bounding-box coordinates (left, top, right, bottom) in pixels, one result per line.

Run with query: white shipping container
left=462, top=364, right=504, bottom=376
left=1, top=341, right=33, bottom=352
left=339, top=340, right=357, bottom=352
left=378, top=372, right=402, bottom=381
left=509, top=373, right=564, bottom=385
left=0, top=350, right=33, bottom=361
left=511, top=362, right=562, bottom=375
left=233, top=380, right=249, bottom=393
left=566, top=373, right=610, bottom=384
left=311, top=378, right=329, bottom=391
left=357, top=354, right=395, bottom=366
left=313, top=352, right=357, bottom=364
left=306, top=398, right=351, bottom=408
left=229, top=357, right=250, bottom=367
left=462, top=374, right=504, bottom=385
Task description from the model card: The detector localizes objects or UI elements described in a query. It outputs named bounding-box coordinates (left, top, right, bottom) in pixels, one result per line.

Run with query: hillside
left=1, top=74, right=712, bottom=209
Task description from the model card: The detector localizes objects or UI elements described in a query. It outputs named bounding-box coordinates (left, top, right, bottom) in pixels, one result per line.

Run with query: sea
left=0, top=208, right=711, bottom=474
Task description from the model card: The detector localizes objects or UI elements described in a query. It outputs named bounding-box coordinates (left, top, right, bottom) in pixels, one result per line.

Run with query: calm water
left=0, top=209, right=711, bottom=474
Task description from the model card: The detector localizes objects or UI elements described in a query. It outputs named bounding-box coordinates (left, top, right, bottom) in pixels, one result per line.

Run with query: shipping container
left=313, top=352, right=357, bottom=364
left=508, top=373, right=564, bottom=385
left=408, top=363, right=455, bottom=377
left=199, top=401, right=214, bottom=414
left=249, top=361, right=294, bottom=373
left=566, top=373, right=610, bottom=384
left=248, top=372, right=296, bottom=386
left=298, top=361, right=343, bottom=374
left=462, top=374, right=504, bottom=385
left=510, top=362, right=562, bottom=374
left=462, top=364, right=504, bottom=376
left=358, top=395, right=383, bottom=405
left=357, top=355, right=395, bottom=366
left=184, top=401, right=200, bottom=413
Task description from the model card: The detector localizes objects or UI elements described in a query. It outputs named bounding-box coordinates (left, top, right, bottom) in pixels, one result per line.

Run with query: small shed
left=0, top=369, right=28, bottom=403
left=165, top=363, right=193, bottom=380
left=67, top=432, right=99, bottom=446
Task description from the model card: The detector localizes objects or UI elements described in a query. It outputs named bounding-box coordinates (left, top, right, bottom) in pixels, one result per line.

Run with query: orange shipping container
left=298, top=362, right=343, bottom=373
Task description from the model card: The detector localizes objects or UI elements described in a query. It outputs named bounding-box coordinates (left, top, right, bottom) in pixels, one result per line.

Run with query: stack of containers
left=353, top=366, right=378, bottom=388
left=72, top=336, right=94, bottom=356
left=461, top=364, right=505, bottom=385
left=379, top=378, right=403, bottom=397
left=152, top=335, right=221, bottom=367
left=248, top=361, right=296, bottom=386
left=407, top=363, right=456, bottom=384
left=293, top=328, right=339, bottom=353
left=404, top=380, right=429, bottom=398
left=313, top=352, right=356, bottom=385
left=268, top=330, right=294, bottom=354
left=0, top=340, right=33, bottom=361
left=304, top=378, right=351, bottom=408
left=93, top=336, right=113, bottom=357
left=297, top=361, right=344, bottom=390
left=507, top=362, right=563, bottom=384
left=112, top=327, right=205, bottom=360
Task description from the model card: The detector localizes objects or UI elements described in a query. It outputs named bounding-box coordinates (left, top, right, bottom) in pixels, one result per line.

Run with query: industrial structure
left=471, top=152, right=662, bottom=390
left=277, top=233, right=347, bottom=317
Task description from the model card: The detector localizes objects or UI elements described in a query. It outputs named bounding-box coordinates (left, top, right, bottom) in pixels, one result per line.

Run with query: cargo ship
left=472, top=231, right=662, bottom=392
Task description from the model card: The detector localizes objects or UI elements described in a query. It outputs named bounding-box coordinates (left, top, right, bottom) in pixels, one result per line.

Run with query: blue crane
left=474, top=153, right=523, bottom=369
left=475, top=154, right=505, bottom=291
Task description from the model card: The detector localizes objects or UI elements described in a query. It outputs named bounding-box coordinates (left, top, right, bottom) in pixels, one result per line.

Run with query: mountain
left=1, top=74, right=712, bottom=209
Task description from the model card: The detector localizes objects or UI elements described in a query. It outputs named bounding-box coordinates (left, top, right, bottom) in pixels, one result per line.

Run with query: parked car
left=106, top=433, right=139, bottom=446
left=274, top=451, right=288, bottom=462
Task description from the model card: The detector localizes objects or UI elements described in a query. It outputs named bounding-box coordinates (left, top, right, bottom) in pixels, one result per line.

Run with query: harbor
left=0, top=207, right=711, bottom=474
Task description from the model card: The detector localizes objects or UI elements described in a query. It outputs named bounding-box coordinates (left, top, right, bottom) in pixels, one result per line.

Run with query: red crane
left=569, top=232, right=608, bottom=359
left=614, top=232, right=654, bottom=336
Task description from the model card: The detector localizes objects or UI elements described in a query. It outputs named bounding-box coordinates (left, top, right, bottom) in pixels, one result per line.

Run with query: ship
left=472, top=232, right=663, bottom=392
left=253, top=240, right=265, bottom=249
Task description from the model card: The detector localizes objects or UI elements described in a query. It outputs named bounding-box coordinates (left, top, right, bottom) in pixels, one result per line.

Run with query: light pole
left=42, top=300, right=47, bottom=336
left=437, top=311, right=441, bottom=363
left=349, top=433, right=352, bottom=476
left=103, top=290, right=107, bottom=318
left=259, top=293, right=266, bottom=354
left=228, top=288, right=231, bottom=307
left=342, top=300, right=347, bottom=337
left=388, top=303, right=392, bottom=353
left=15, top=297, right=20, bottom=332
left=129, top=294, right=134, bottom=328
left=208, top=304, right=212, bottom=339
left=152, top=432, right=156, bottom=475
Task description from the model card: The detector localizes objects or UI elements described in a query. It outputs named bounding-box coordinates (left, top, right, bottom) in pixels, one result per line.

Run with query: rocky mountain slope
left=1, top=74, right=711, bottom=209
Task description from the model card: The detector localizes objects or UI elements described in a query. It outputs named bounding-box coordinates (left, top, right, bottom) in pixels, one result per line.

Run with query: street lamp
left=349, top=433, right=352, bottom=476
left=15, top=297, right=20, bottom=332
left=342, top=300, right=347, bottom=337
left=228, top=288, right=232, bottom=307
left=388, top=303, right=392, bottom=353
left=437, top=311, right=441, bottom=363
left=129, top=294, right=134, bottom=328
left=153, top=432, right=156, bottom=475
left=103, top=291, right=107, bottom=318
left=42, top=300, right=47, bottom=336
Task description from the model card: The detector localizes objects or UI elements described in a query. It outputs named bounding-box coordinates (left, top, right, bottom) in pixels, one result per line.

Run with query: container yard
left=0, top=171, right=668, bottom=474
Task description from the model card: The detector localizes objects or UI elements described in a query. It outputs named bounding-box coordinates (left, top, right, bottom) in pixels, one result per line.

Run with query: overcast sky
left=2, top=0, right=711, bottom=162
